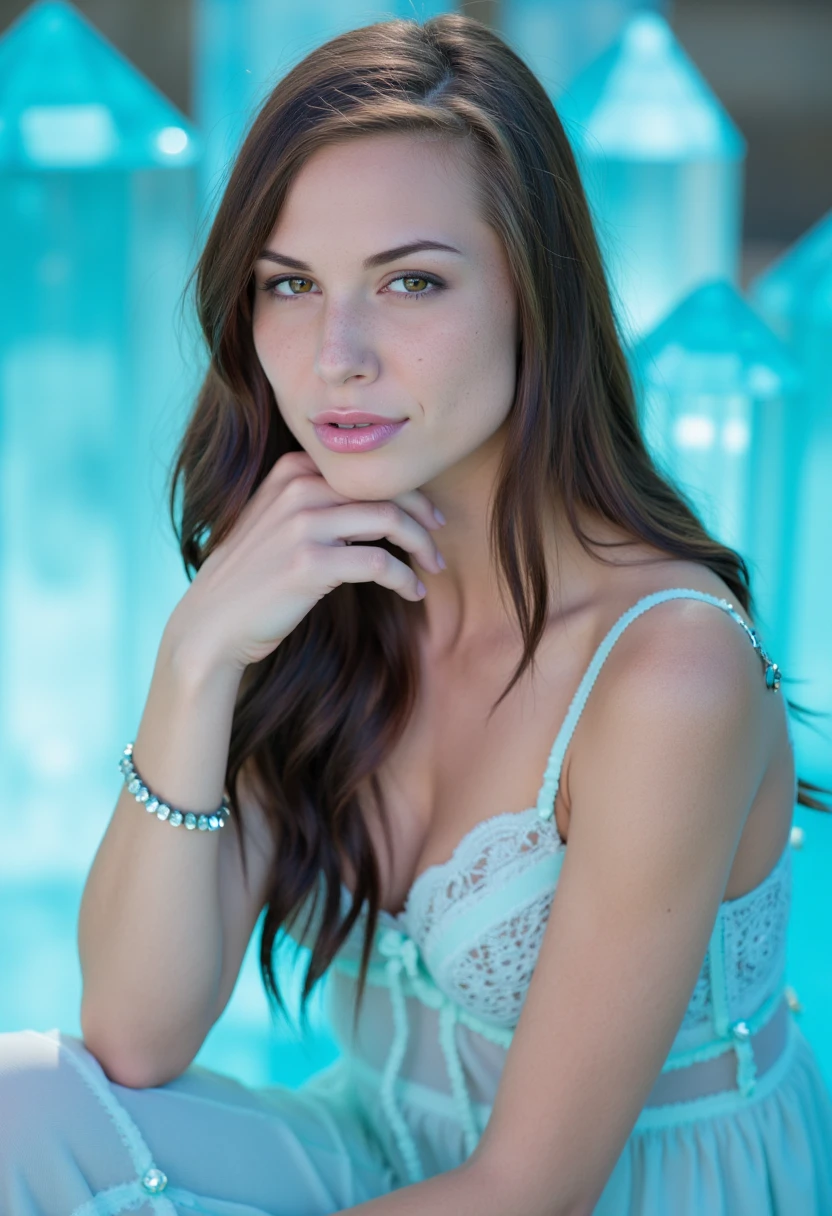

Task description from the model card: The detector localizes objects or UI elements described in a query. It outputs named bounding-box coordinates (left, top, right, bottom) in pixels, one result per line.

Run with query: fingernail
left=436, top=552, right=446, bottom=570
left=416, top=581, right=427, bottom=596
left=433, top=507, right=447, bottom=525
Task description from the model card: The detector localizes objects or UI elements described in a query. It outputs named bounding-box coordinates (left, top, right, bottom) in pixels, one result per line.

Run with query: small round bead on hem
left=141, top=1166, right=168, bottom=1194
left=120, top=743, right=231, bottom=831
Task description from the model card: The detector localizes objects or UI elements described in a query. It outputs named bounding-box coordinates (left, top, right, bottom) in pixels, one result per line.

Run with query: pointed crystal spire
left=0, top=0, right=199, bottom=168
left=632, top=279, right=803, bottom=666
left=750, top=209, right=832, bottom=346
left=0, top=1, right=197, bottom=873
left=500, top=0, right=668, bottom=99
left=750, top=212, right=832, bottom=783
left=557, top=12, right=745, bottom=338
left=194, top=0, right=452, bottom=210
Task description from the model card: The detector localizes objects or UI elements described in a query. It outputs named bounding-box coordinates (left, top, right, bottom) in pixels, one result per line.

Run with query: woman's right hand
left=169, top=449, right=447, bottom=672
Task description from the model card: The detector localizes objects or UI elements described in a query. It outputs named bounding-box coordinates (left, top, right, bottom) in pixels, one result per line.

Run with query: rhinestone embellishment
left=120, top=744, right=231, bottom=832
left=722, top=606, right=782, bottom=693
left=731, top=1020, right=751, bottom=1042
left=141, top=1167, right=168, bottom=1193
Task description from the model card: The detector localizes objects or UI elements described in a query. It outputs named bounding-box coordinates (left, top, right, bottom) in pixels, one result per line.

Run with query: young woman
left=2, top=13, right=831, bottom=1216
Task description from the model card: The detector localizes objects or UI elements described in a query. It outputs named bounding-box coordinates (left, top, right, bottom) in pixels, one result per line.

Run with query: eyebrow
left=255, top=239, right=464, bottom=273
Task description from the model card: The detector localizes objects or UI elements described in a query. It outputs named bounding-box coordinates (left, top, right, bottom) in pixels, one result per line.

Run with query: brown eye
left=267, top=276, right=316, bottom=297
left=386, top=273, right=444, bottom=299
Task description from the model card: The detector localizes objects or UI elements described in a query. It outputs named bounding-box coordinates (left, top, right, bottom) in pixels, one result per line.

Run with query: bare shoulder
left=561, top=560, right=773, bottom=821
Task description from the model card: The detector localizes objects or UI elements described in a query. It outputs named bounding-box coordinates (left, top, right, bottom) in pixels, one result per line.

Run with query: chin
left=326, top=468, right=411, bottom=502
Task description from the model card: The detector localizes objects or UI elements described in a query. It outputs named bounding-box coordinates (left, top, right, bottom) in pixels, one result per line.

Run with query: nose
left=314, top=299, right=380, bottom=386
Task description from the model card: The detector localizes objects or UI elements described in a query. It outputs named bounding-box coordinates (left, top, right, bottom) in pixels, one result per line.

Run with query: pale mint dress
left=2, top=588, right=832, bottom=1215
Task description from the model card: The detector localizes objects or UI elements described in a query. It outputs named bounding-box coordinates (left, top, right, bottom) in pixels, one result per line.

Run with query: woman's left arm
left=346, top=603, right=770, bottom=1216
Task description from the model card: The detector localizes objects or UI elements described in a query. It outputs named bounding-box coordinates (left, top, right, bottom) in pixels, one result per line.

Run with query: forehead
left=265, top=132, right=482, bottom=246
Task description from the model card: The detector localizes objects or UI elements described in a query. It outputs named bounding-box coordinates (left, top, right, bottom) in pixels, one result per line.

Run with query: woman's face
left=251, top=132, right=520, bottom=501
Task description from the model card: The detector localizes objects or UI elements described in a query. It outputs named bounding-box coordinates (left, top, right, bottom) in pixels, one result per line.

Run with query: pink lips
left=313, top=418, right=408, bottom=452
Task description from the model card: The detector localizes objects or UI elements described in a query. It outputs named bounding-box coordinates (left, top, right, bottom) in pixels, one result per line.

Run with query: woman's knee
left=0, top=1027, right=63, bottom=1086
left=0, top=1029, right=74, bottom=1129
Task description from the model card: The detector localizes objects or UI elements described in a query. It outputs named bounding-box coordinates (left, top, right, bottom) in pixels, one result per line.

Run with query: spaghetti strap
left=534, top=588, right=779, bottom=821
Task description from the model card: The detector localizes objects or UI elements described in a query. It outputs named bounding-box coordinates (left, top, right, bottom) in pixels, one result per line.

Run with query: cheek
left=432, top=302, right=517, bottom=425
left=251, top=314, right=300, bottom=391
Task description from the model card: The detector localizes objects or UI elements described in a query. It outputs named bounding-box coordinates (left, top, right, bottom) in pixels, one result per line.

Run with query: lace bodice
left=338, top=805, right=791, bottom=1036
left=287, top=588, right=794, bottom=1185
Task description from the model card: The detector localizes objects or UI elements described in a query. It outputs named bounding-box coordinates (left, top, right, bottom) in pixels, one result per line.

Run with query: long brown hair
left=168, top=13, right=830, bottom=1029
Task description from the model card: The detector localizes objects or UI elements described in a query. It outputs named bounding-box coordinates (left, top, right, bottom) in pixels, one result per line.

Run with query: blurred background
left=1, top=0, right=830, bottom=1093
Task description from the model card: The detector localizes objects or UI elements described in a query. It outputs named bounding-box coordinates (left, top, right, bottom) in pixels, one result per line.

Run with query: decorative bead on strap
left=719, top=603, right=782, bottom=692
left=119, top=743, right=231, bottom=831
left=730, top=1019, right=758, bottom=1097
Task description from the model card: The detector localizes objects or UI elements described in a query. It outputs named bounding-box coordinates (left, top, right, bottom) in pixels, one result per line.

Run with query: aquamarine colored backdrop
left=0, top=0, right=829, bottom=1097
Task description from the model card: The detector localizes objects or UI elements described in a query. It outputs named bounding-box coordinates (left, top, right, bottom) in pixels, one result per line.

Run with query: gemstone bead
left=120, top=741, right=229, bottom=832
left=141, top=1166, right=168, bottom=1194
left=785, top=986, right=803, bottom=1013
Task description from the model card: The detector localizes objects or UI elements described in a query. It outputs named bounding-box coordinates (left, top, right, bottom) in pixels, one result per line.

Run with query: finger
left=389, top=488, right=446, bottom=532
left=309, top=502, right=444, bottom=575
left=326, top=544, right=427, bottom=601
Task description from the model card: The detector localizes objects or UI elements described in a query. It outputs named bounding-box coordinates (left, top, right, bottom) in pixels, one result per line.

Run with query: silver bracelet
left=119, top=742, right=231, bottom=831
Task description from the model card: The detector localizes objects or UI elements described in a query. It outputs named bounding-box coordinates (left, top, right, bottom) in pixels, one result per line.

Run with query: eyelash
left=261, top=272, right=445, bottom=302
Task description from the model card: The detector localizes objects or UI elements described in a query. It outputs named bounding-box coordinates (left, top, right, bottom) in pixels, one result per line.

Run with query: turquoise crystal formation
left=750, top=212, right=832, bottom=785
left=557, top=12, right=745, bottom=340
left=0, top=0, right=199, bottom=170
left=500, top=0, right=667, bottom=99
left=0, top=0, right=198, bottom=872
left=194, top=0, right=453, bottom=212
left=632, top=280, right=803, bottom=671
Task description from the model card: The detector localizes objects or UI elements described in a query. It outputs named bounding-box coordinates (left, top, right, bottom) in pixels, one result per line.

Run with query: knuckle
left=364, top=547, right=390, bottom=576
left=280, top=477, right=320, bottom=514
left=280, top=475, right=308, bottom=503
left=374, top=501, right=400, bottom=527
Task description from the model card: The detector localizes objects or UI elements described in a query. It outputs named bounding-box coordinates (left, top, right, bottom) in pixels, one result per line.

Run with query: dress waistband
left=332, top=935, right=790, bottom=1186
left=645, top=995, right=789, bottom=1106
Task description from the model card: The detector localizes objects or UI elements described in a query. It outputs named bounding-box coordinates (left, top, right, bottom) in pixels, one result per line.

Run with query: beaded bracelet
left=119, top=742, right=231, bottom=831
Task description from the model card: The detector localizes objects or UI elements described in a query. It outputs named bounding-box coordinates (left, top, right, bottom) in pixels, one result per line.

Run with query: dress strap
left=535, top=588, right=781, bottom=822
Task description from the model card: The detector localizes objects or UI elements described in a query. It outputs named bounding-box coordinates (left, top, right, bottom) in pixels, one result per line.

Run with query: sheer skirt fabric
left=0, top=1026, right=397, bottom=1216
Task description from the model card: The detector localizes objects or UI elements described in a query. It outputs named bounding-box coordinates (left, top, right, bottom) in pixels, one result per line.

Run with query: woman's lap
left=0, top=1028, right=397, bottom=1216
